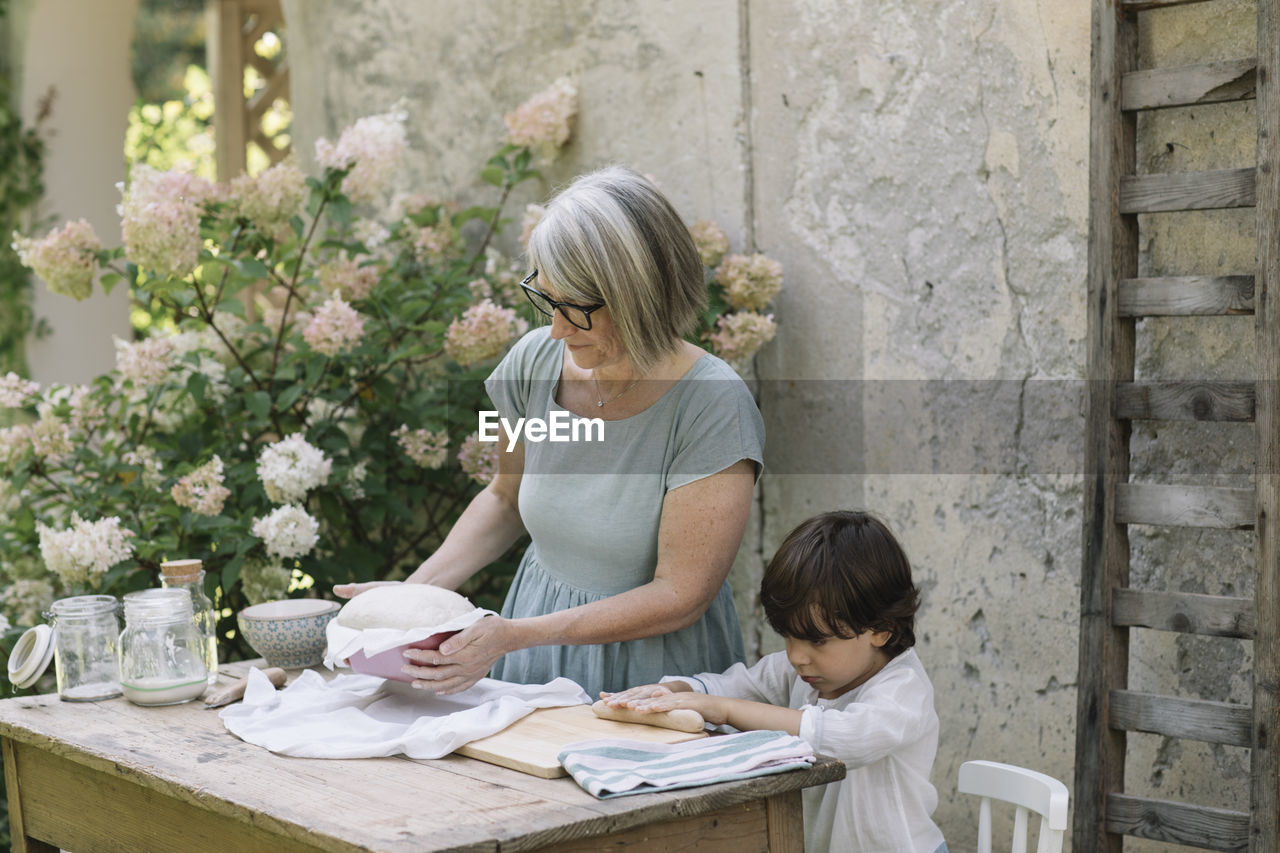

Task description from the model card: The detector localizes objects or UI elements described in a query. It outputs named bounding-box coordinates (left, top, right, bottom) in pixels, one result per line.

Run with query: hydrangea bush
left=1, top=79, right=782, bottom=663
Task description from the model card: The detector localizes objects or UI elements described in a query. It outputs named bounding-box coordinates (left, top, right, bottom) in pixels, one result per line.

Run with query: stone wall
left=280, top=0, right=1258, bottom=846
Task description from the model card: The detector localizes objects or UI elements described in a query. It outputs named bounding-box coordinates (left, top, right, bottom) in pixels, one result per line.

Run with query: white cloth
left=672, top=649, right=946, bottom=853
left=219, top=667, right=590, bottom=759
left=558, top=730, right=814, bottom=798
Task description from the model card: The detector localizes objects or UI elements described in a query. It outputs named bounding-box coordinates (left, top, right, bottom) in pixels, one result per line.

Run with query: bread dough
left=336, top=584, right=475, bottom=631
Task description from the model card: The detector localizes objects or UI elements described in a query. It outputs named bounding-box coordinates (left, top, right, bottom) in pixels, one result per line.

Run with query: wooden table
left=1, top=662, right=844, bottom=852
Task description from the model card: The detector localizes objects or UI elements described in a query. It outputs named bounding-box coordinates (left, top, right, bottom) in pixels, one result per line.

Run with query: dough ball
left=336, top=584, right=475, bottom=631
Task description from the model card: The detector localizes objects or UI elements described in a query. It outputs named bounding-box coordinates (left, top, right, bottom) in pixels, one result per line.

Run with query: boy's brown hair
left=760, top=510, right=920, bottom=658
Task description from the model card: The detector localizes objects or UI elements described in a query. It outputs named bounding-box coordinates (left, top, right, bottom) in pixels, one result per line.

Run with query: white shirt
left=674, top=648, right=946, bottom=853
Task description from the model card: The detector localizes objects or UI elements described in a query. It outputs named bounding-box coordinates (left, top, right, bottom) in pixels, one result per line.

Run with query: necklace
left=592, top=371, right=643, bottom=407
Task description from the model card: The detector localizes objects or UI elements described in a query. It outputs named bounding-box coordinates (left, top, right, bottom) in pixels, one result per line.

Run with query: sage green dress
left=485, top=327, right=764, bottom=697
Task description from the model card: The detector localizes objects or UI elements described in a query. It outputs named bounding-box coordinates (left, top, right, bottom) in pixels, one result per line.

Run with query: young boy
left=601, top=510, right=947, bottom=853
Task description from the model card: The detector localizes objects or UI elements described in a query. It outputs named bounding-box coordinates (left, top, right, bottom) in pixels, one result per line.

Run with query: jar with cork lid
left=160, top=559, right=219, bottom=686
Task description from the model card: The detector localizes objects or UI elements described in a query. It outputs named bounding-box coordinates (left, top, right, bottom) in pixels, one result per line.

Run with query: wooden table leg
left=765, top=790, right=805, bottom=853
left=2, top=737, right=58, bottom=853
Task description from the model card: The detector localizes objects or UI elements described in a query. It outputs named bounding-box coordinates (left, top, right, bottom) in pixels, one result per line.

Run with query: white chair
left=957, top=759, right=1070, bottom=853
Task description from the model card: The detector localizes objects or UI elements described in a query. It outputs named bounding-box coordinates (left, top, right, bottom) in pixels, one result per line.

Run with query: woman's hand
left=606, top=689, right=730, bottom=727
left=401, top=615, right=516, bottom=695
left=332, top=580, right=401, bottom=599
left=599, top=683, right=682, bottom=706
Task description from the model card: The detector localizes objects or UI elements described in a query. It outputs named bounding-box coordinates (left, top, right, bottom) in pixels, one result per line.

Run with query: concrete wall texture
left=281, top=0, right=1097, bottom=841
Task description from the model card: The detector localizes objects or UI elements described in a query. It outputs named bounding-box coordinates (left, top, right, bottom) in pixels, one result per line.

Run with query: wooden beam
left=1122, top=0, right=1218, bottom=9
left=1076, top=1, right=1138, bottom=850
left=1114, top=483, right=1254, bottom=529
left=1112, top=588, right=1255, bottom=638
left=1110, top=689, right=1253, bottom=746
left=1115, top=381, right=1255, bottom=422
left=1117, top=275, right=1254, bottom=316
left=1120, top=168, right=1256, bottom=214
left=1106, top=794, right=1249, bottom=851
left=1123, top=58, right=1256, bottom=111
left=1251, top=0, right=1280, bottom=848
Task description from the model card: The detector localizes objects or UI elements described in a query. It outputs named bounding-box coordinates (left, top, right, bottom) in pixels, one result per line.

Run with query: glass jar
left=160, top=559, right=219, bottom=686
left=48, top=595, right=122, bottom=701
left=118, top=588, right=209, bottom=706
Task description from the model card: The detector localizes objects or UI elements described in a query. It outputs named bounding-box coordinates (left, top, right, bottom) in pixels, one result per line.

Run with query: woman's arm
left=403, top=457, right=757, bottom=693
left=333, top=432, right=526, bottom=598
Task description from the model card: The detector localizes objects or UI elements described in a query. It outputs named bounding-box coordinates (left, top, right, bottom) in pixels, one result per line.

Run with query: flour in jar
left=336, top=584, right=476, bottom=631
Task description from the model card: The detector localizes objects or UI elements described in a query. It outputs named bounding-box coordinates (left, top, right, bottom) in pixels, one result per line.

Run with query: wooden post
left=1252, top=1, right=1280, bottom=849
left=1074, top=1, right=1137, bottom=851
left=207, top=0, right=247, bottom=181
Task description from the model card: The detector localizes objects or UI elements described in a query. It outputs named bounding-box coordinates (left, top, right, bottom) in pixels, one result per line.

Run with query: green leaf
left=329, top=195, right=353, bottom=226
left=186, top=371, right=208, bottom=405
left=214, top=298, right=246, bottom=317
left=100, top=272, right=123, bottom=295
left=247, top=390, right=272, bottom=421
left=479, top=165, right=504, bottom=187
left=277, top=382, right=305, bottom=411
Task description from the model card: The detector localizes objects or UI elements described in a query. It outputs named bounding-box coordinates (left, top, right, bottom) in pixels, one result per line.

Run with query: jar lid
left=7, top=624, right=55, bottom=689
left=160, top=559, right=203, bottom=580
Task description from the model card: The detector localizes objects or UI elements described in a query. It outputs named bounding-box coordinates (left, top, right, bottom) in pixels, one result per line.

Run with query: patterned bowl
left=237, top=599, right=340, bottom=669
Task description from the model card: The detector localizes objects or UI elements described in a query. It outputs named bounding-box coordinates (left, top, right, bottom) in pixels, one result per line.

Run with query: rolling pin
left=203, top=667, right=288, bottom=708
left=591, top=699, right=706, bottom=733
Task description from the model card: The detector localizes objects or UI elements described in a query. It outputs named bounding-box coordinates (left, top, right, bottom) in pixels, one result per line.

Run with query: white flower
left=257, top=433, right=332, bottom=504
left=36, top=513, right=136, bottom=588
left=251, top=504, right=320, bottom=559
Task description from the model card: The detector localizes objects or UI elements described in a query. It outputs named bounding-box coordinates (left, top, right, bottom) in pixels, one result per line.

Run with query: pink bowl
left=345, top=631, right=459, bottom=682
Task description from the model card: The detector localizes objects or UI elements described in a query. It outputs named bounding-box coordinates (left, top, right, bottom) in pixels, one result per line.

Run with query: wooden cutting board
left=455, top=703, right=707, bottom=778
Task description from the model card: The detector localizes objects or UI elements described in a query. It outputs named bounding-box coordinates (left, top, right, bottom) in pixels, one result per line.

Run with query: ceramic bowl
left=237, top=599, right=340, bottom=669
left=345, top=631, right=459, bottom=682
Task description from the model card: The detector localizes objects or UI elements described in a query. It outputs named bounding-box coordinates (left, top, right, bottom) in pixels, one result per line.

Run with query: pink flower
left=520, top=204, right=546, bottom=250
left=314, top=110, right=408, bottom=204
left=394, top=425, right=449, bottom=469
left=12, top=219, right=103, bottom=301
left=504, top=78, right=578, bottom=160
left=445, top=299, right=527, bottom=366
left=458, top=432, right=499, bottom=485
left=118, top=165, right=210, bottom=279
left=230, top=158, right=308, bottom=232
left=318, top=255, right=380, bottom=300
left=0, top=372, right=40, bottom=408
left=411, top=221, right=458, bottom=262
left=114, top=335, right=175, bottom=387
left=171, top=456, right=231, bottom=516
left=709, top=311, right=777, bottom=364
left=302, top=297, right=365, bottom=356
left=714, top=253, right=784, bottom=311
left=690, top=219, right=730, bottom=268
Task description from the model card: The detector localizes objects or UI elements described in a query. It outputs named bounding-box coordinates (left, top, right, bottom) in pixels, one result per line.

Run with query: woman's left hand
left=401, top=615, right=514, bottom=695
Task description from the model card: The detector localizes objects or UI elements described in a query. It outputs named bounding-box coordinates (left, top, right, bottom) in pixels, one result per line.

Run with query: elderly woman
left=337, top=166, right=764, bottom=698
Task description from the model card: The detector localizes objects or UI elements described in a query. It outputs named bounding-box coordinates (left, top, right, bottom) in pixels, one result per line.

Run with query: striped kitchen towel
left=558, top=730, right=816, bottom=798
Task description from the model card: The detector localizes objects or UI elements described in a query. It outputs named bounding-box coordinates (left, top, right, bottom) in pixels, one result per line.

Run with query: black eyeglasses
left=520, top=270, right=605, bottom=331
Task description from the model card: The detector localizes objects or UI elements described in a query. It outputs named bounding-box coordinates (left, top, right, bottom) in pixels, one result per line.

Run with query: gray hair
left=526, top=166, right=706, bottom=373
